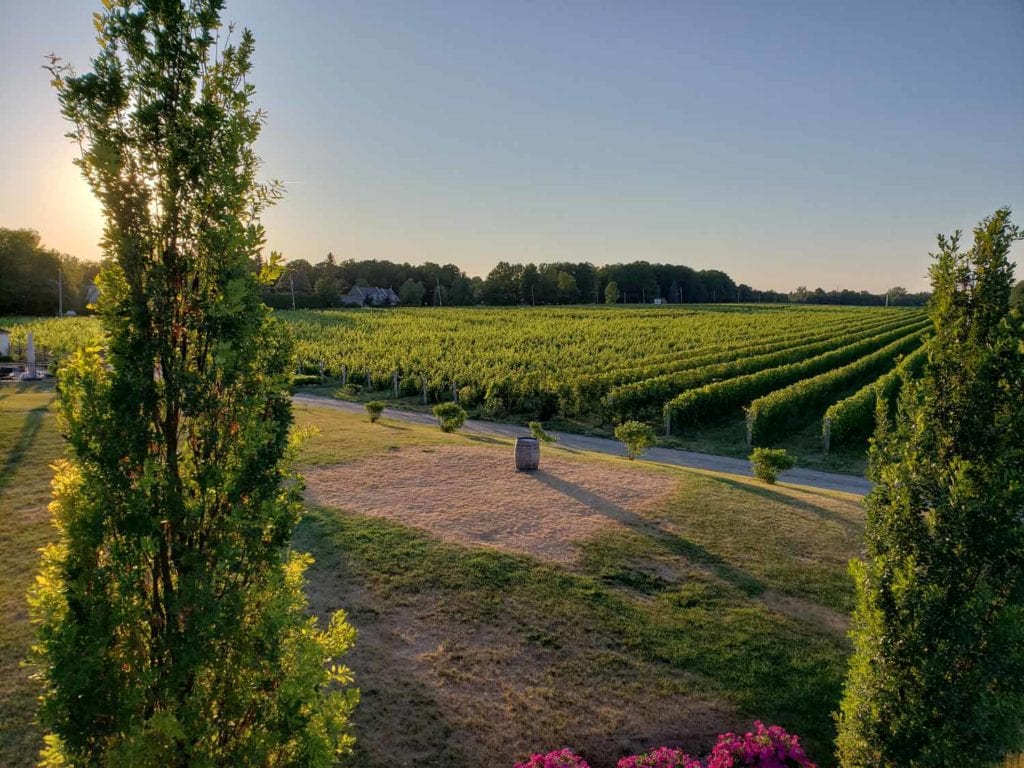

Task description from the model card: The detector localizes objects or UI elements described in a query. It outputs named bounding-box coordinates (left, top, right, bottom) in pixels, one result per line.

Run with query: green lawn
left=0, top=385, right=865, bottom=767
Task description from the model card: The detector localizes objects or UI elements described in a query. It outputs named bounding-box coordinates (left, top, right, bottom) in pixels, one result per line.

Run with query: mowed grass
left=295, top=406, right=864, bottom=766
left=0, top=383, right=60, bottom=766
left=0, top=388, right=863, bottom=767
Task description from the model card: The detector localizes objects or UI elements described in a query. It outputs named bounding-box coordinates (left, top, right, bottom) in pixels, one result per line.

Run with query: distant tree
left=33, top=4, right=357, bottom=764
left=605, top=280, right=620, bottom=305
left=1012, top=279, right=1024, bottom=309
left=555, top=271, right=580, bottom=303
left=315, top=275, right=341, bottom=306
left=448, top=276, right=476, bottom=305
left=399, top=278, right=427, bottom=306
left=483, top=261, right=523, bottom=305
left=836, top=209, right=1024, bottom=767
left=0, top=228, right=98, bottom=315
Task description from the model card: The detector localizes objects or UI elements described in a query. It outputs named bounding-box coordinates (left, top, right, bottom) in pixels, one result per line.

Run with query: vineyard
left=2, top=305, right=928, bottom=461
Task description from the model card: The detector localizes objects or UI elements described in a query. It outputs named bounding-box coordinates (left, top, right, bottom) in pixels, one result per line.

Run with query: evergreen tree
left=836, top=209, right=1024, bottom=767
left=31, top=3, right=357, bottom=765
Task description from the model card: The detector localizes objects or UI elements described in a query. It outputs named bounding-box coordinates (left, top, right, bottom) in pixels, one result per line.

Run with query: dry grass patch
left=304, top=445, right=680, bottom=564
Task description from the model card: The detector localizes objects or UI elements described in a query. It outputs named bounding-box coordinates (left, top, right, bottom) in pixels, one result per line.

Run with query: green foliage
left=749, top=447, right=795, bottom=484
left=664, top=319, right=929, bottom=433
left=836, top=209, right=1024, bottom=767
left=0, top=228, right=100, bottom=315
left=822, top=344, right=928, bottom=449
left=432, top=401, right=467, bottom=432
left=614, top=420, right=655, bottom=459
left=1011, top=279, right=1023, bottom=310
left=604, top=280, right=620, bottom=304
left=32, top=4, right=357, bottom=765
left=398, top=278, right=427, bottom=306
left=291, top=373, right=322, bottom=388
left=746, top=328, right=926, bottom=445
left=528, top=421, right=557, bottom=442
left=366, top=400, right=386, bottom=423
left=605, top=314, right=915, bottom=421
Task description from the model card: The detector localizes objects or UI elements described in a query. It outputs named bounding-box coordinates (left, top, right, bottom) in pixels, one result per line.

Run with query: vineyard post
left=822, top=417, right=831, bottom=454
left=451, top=380, right=458, bottom=402
left=365, top=370, right=371, bottom=387
left=341, top=364, right=347, bottom=386
left=392, top=370, right=399, bottom=396
left=745, top=410, right=754, bottom=446
left=421, top=376, right=428, bottom=405
left=664, top=408, right=671, bottom=437
left=318, top=360, right=325, bottom=383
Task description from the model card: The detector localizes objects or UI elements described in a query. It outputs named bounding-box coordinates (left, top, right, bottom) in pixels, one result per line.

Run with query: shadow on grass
left=711, top=476, right=863, bottom=535
left=464, top=434, right=508, bottom=447
left=0, top=404, right=49, bottom=493
left=530, top=469, right=764, bottom=597
left=294, top=514, right=470, bottom=767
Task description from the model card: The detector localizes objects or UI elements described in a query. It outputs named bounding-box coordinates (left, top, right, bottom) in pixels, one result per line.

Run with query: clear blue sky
left=2, top=0, right=1022, bottom=291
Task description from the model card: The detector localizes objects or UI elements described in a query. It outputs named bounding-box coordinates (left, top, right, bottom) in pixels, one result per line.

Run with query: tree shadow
left=464, top=434, right=508, bottom=447
left=529, top=469, right=764, bottom=596
left=376, top=421, right=411, bottom=431
left=293, top=515, right=470, bottom=767
left=710, top=476, right=863, bottom=536
left=0, top=404, right=49, bottom=493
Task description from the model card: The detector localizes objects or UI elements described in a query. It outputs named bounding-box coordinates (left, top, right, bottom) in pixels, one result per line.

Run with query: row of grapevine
left=565, top=311, right=913, bottom=414
left=745, top=329, right=928, bottom=445
left=820, top=342, right=930, bottom=450
left=571, top=308, right=896, bottom=391
left=663, top=320, right=930, bottom=433
left=603, top=314, right=921, bottom=421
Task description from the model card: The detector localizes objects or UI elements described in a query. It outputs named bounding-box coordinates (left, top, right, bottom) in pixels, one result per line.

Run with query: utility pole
left=57, top=253, right=63, bottom=316
left=436, top=278, right=443, bottom=306
left=289, top=272, right=296, bottom=310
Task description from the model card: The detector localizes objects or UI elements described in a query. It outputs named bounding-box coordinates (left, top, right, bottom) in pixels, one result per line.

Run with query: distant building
left=340, top=286, right=400, bottom=307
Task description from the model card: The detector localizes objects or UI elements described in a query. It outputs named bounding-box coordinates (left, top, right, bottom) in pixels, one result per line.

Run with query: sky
left=2, top=1, right=1022, bottom=292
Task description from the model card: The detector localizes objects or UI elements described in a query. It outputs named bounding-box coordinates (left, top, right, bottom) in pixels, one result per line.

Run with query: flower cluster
left=516, top=723, right=815, bottom=768
left=617, top=746, right=703, bottom=768
left=514, top=749, right=592, bottom=768
left=705, top=722, right=816, bottom=768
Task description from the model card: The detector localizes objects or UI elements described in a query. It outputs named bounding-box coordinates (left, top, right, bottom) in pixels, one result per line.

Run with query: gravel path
left=293, top=392, right=873, bottom=496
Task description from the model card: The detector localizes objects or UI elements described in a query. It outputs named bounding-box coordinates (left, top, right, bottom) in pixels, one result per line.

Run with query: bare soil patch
left=300, top=541, right=741, bottom=768
left=304, top=446, right=680, bottom=563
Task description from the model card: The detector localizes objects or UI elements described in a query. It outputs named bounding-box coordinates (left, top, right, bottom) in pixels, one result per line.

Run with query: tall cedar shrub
left=836, top=209, right=1024, bottom=767
left=31, top=3, right=357, bottom=765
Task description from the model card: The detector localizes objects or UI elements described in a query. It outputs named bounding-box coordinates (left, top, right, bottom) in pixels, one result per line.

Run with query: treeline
left=268, top=253, right=936, bottom=308
left=0, top=228, right=100, bottom=315
left=3, top=230, right=955, bottom=315
left=266, top=254, right=791, bottom=308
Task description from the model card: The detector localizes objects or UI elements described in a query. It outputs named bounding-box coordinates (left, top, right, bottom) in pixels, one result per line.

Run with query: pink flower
left=618, top=746, right=703, bottom=768
left=515, top=748, right=592, bottom=768
left=705, top=722, right=816, bottom=768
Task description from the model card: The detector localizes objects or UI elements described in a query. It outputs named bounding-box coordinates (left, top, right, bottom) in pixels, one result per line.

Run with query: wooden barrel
left=514, top=436, right=540, bottom=471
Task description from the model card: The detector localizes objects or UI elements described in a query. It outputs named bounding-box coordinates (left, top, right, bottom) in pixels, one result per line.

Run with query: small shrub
left=334, top=383, right=362, bottom=398
left=705, top=721, right=816, bottom=767
left=529, top=421, right=557, bottom=443
left=617, top=747, right=701, bottom=768
left=365, top=401, right=385, bottom=423
left=433, top=402, right=467, bottom=433
left=749, top=447, right=795, bottom=484
left=291, top=373, right=321, bottom=387
left=515, top=749, right=591, bottom=768
left=614, top=420, right=655, bottom=460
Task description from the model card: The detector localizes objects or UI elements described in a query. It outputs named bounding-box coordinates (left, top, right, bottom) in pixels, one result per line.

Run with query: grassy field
left=0, top=385, right=869, bottom=767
